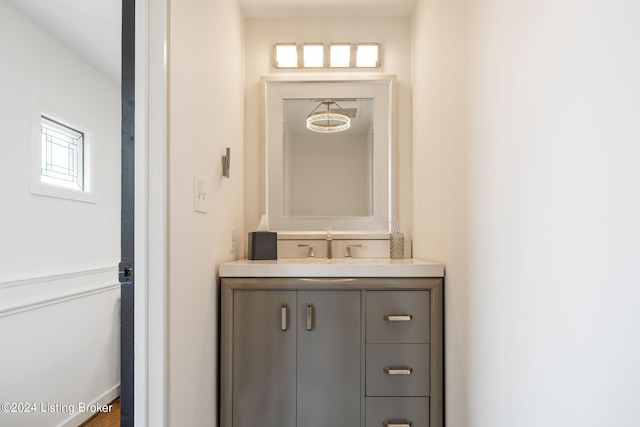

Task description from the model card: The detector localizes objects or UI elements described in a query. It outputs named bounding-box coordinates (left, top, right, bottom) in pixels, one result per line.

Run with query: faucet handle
left=298, top=244, right=315, bottom=258
left=344, top=244, right=362, bottom=258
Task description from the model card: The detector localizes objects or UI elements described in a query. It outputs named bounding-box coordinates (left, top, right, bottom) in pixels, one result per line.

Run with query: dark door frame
left=120, top=0, right=135, bottom=425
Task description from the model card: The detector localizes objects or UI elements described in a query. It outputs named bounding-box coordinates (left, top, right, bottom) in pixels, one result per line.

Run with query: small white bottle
left=390, top=222, right=405, bottom=259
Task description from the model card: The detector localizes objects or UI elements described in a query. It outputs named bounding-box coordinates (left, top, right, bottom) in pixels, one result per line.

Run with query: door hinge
left=119, top=262, right=133, bottom=283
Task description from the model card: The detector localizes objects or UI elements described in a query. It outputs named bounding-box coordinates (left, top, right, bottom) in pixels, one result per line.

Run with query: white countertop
left=219, top=258, right=444, bottom=278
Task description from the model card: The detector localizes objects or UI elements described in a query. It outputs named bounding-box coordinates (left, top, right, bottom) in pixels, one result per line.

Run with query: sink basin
left=277, top=258, right=391, bottom=265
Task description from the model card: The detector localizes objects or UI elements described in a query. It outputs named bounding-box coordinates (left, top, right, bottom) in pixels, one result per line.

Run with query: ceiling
left=239, top=0, right=417, bottom=18
left=6, top=0, right=122, bottom=84
left=6, top=0, right=414, bottom=86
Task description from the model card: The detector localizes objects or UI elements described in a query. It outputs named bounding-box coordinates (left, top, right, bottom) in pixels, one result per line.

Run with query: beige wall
left=161, top=1, right=640, bottom=425
left=244, top=17, right=413, bottom=248
left=411, top=0, right=470, bottom=425
left=168, top=0, right=244, bottom=425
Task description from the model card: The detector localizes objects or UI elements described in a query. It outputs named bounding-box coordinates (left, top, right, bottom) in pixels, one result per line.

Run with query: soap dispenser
left=390, top=222, right=405, bottom=259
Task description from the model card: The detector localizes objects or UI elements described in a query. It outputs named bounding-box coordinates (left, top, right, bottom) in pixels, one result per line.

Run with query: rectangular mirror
left=265, top=77, right=394, bottom=232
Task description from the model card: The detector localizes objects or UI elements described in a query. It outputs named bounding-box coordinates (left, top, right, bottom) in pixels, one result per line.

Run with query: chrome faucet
left=326, top=229, right=333, bottom=259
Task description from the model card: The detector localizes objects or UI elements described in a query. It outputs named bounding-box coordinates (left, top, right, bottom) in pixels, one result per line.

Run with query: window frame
left=30, top=97, right=97, bottom=203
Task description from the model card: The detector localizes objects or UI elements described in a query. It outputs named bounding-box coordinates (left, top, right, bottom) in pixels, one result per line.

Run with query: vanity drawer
left=366, top=397, right=429, bottom=427
left=366, top=291, right=430, bottom=343
left=366, top=344, right=430, bottom=397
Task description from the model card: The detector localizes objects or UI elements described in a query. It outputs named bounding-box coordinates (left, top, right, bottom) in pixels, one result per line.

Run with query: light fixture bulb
left=306, top=113, right=351, bottom=133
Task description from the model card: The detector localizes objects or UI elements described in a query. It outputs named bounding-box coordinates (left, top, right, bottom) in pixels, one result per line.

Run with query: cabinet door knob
left=281, top=304, right=288, bottom=331
left=383, top=314, right=413, bottom=322
left=383, top=420, right=412, bottom=427
left=306, top=302, right=314, bottom=331
left=383, top=366, right=413, bottom=375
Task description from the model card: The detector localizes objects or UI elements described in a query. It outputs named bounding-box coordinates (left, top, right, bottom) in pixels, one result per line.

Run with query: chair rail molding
left=0, top=266, right=119, bottom=318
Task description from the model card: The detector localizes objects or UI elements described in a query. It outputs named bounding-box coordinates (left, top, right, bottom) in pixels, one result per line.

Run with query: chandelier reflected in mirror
left=306, top=100, right=351, bottom=133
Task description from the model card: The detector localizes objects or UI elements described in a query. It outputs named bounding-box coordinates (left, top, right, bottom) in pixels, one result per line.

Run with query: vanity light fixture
left=329, top=43, right=351, bottom=68
left=274, top=43, right=298, bottom=68
left=306, top=100, right=351, bottom=133
left=303, top=43, right=324, bottom=68
left=273, top=42, right=381, bottom=69
left=356, top=43, right=380, bottom=67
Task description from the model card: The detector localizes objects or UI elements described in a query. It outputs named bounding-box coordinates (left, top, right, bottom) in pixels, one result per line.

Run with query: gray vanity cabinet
left=297, top=291, right=361, bottom=426
left=231, top=290, right=297, bottom=427
left=220, top=277, right=443, bottom=427
left=223, top=285, right=361, bottom=427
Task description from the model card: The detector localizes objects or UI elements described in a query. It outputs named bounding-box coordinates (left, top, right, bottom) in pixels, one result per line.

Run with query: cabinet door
left=297, top=291, right=361, bottom=427
left=233, top=291, right=297, bottom=427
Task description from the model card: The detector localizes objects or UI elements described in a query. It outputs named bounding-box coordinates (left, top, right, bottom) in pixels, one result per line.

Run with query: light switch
left=193, top=176, right=207, bottom=213
left=230, top=227, right=236, bottom=253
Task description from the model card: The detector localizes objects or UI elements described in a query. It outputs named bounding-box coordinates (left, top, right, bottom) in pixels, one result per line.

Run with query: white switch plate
left=193, top=176, right=207, bottom=213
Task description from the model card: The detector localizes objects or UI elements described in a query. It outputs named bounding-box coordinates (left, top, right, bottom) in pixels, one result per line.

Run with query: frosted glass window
left=330, top=44, right=351, bottom=67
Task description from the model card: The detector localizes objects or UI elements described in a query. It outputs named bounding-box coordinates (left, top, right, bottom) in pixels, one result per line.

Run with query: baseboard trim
left=59, top=384, right=121, bottom=427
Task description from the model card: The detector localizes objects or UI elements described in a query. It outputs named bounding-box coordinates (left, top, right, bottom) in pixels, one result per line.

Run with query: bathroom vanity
left=220, top=76, right=443, bottom=426
left=219, top=259, right=444, bottom=427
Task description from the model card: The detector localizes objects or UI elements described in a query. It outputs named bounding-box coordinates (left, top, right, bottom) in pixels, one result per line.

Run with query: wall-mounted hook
left=222, top=147, right=231, bottom=178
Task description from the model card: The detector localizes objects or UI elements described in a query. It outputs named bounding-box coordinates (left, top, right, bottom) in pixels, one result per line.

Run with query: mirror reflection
left=283, top=98, right=374, bottom=217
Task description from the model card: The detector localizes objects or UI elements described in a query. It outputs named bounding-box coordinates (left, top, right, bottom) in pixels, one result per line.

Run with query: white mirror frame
left=264, top=76, right=394, bottom=232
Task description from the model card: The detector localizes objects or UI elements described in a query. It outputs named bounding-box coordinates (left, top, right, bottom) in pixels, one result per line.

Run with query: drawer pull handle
left=306, top=302, right=314, bottom=331
left=384, top=314, right=413, bottom=322
left=383, top=366, right=413, bottom=375
left=281, top=304, right=288, bottom=331
left=383, top=420, right=412, bottom=427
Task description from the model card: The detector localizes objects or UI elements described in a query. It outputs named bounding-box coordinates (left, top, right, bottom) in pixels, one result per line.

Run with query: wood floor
left=78, top=398, right=120, bottom=427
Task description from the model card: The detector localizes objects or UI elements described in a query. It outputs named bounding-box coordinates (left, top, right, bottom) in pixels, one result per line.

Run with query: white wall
left=286, top=132, right=371, bottom=217
left=413, top=0, right=640, bottom=426
left=0, top=0, right=120, bottom=279
left=167, top=0, right=245, bottom=425
left=466, top=1, right=640, bottom=425
left=0, top=270, right=120, bottom=427
left=244, top=17, right=413, bottom=245
left=0, top=1, right=121, bottom=425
